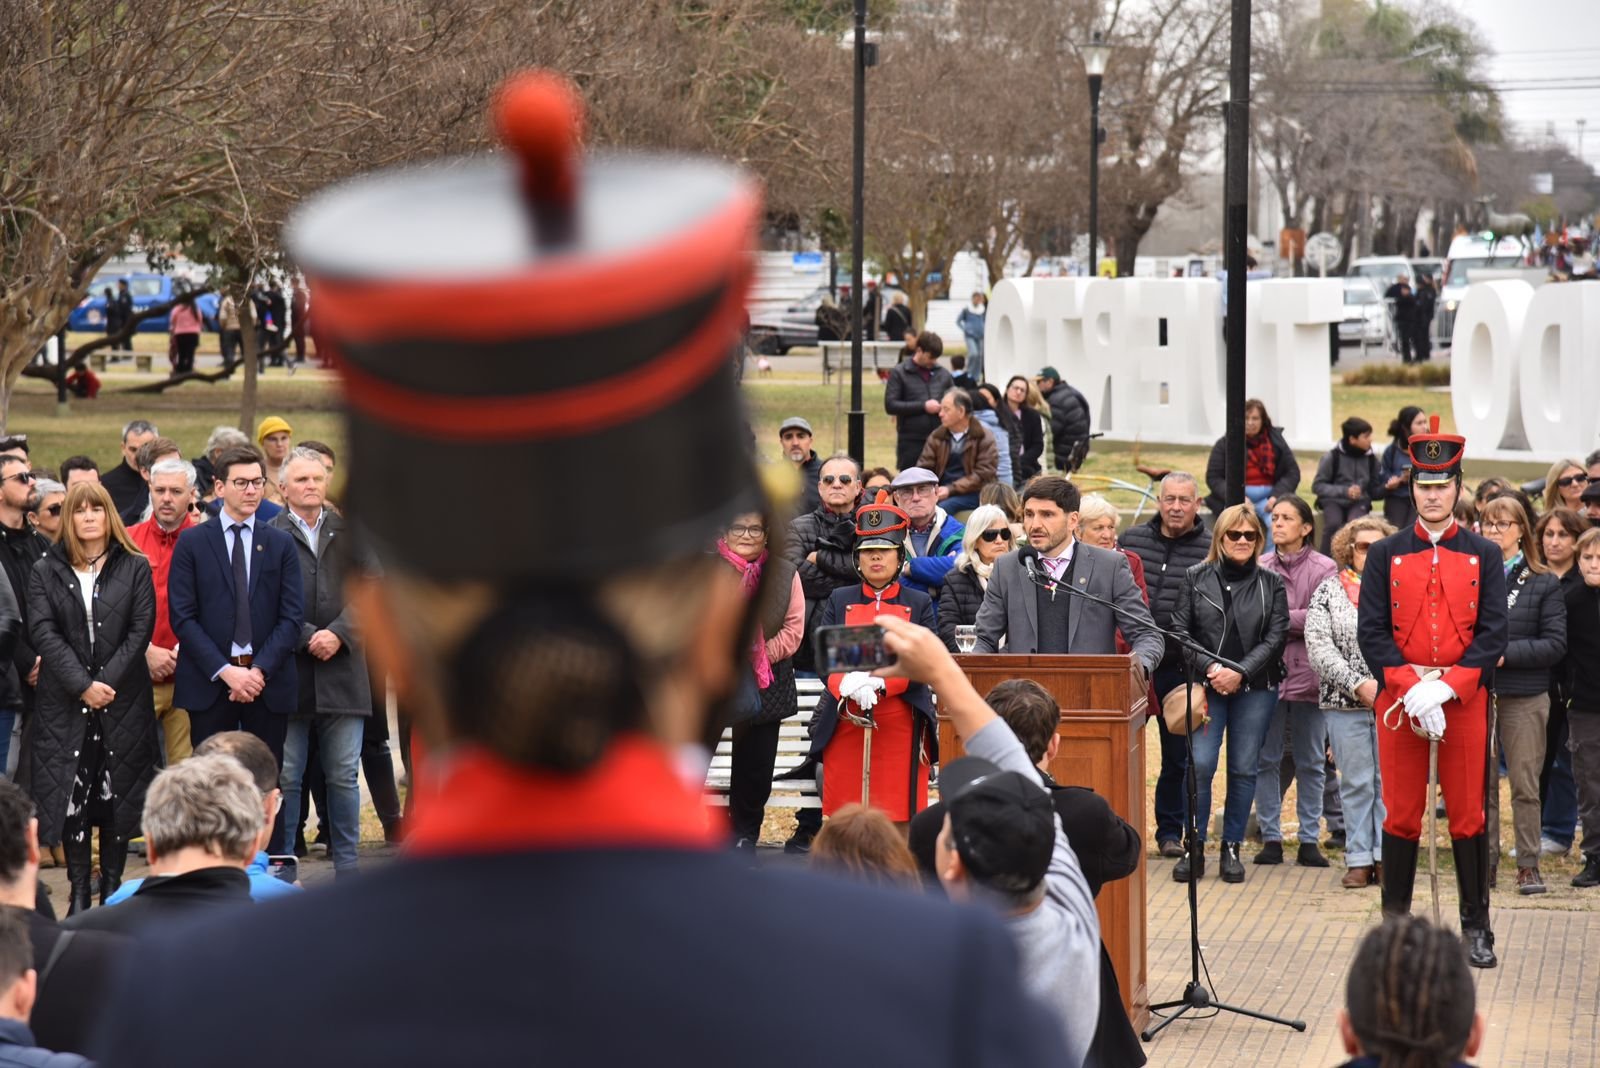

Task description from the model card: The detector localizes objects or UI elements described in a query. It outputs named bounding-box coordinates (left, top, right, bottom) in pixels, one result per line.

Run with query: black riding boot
left=1380, top=832, right=1419, bottom=917
left=97, top=828, right=126, bottom=905
left=64, top=838, right=94, bottom=916
left=1453, top=833, right=1497, bottom=968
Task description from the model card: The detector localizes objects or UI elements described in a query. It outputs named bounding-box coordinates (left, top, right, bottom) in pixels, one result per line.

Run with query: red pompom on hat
left=493, top=71, right=584, bottom=236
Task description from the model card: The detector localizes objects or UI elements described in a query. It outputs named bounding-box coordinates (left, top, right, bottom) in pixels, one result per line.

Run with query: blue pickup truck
left=69, top=273, right=219, bottom=333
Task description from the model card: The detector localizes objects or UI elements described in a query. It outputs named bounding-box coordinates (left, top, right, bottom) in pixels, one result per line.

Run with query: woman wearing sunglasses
left=937, top=504, right=1012, bottom=652
left=1171, top=503, right=1289, bottom=885
left=29, top=478, right=66, bottom=542
left=1542, top=458, right=1590, bottom=515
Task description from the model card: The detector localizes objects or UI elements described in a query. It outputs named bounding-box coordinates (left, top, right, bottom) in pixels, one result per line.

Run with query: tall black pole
left=1223, top=0, right=1251, bottom=508
left=847, top=0, right=868, bottom=468
left=1088, top=73, right=1102, bottom=278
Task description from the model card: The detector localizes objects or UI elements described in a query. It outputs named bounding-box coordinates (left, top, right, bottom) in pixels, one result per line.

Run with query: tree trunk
left=238, top=296, right=260, bottom=433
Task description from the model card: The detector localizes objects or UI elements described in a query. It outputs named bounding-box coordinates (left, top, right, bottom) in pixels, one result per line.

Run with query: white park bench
left=705, top=676, right=826, bottom=809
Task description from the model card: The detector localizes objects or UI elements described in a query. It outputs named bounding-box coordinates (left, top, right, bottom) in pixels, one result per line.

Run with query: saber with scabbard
left=1382, top=669, right=1444, bottom=925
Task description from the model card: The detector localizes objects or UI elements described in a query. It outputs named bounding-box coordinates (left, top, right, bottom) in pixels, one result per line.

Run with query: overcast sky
left=1444, top=0, right=1600, bottom=164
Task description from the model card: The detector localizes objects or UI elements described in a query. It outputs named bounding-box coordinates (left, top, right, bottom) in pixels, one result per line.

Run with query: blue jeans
left=1254, top=699, right=1327, bottom=844
left=942, top=492, right=980, bottom=514
left=1543, top=704, right=1578, bottom=847
left=1152, top=667, right=1191, bottom=843
left=1244, top=485, right=1275, bottom=549
left=963, top=337, right=984, bottom=381
left=0, top=708, right=16, bottom=779
left=282, top=714, right=364, bottom=875
left=1190, top=687, right=1277, bottom=843
left=1325, top=710, right=1386, bottom=867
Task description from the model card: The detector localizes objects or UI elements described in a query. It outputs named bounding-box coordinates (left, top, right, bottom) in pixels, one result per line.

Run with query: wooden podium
left=939, top=654, right=1149, bottom=1032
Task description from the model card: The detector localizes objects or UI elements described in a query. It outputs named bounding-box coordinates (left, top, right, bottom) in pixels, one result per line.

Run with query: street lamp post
left=1083, top=30, right=1111, bottom=278
left=847, top=0, right=876, bottom=468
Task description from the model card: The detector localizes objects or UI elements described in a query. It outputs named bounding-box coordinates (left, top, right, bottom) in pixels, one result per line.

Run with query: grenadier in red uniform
left=1358, top=417, right=1507, bottom=967
left=807, top=492, right=938, bottom=822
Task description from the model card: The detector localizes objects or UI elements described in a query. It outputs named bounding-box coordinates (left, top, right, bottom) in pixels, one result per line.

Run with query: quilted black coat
left=937, top=565, right=987, bottom=652
left=27, top=542, right=158, bottom=846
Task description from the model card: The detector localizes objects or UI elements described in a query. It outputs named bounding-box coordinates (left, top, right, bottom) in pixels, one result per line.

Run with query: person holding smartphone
left=806, top=492, right=937, bottom=823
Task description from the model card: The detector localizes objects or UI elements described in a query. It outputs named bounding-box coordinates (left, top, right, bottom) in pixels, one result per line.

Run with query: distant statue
left=1472, top=196, right=1536, bottom=258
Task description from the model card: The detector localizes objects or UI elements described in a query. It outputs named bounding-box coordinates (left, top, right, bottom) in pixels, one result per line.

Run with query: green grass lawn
left=17, top=346, right=1541, bottom=507
left=11, top=364, right=344, bottom=476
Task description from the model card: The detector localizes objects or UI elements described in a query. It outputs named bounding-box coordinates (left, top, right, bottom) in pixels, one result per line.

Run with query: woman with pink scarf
left=717, top=512, right=805, bottom=854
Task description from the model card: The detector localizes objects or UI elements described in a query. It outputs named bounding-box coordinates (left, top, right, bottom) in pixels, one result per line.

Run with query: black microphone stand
left=1016, top=548, right=1307, bottom=1041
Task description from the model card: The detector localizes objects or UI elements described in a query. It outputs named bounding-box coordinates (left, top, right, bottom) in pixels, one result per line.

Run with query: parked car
left=1338, top=277, right=1386, bottom=345
left=1432, top=234, right=1531, bottom=350
left=69, top=273, right=219, bottom=333
left=747, top=288, right=828, bottom=354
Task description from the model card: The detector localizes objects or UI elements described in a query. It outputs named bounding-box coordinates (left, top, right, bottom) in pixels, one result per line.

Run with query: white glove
left=840, top=671, right=885, bottom=711
left=1410, top=704, right=1446, bottom=740
left=1402, top=678, right=1454, bottom=739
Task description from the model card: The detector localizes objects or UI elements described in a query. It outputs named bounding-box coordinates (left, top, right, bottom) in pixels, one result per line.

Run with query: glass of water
left=955, top=625, right=977, bottom=654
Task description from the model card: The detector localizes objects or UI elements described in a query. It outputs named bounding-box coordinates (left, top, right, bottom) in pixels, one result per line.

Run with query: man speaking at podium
left=973, top=477, right=1163, bottom=674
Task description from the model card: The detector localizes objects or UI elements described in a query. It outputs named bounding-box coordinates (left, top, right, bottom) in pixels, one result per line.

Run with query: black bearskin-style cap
left=1407, top=414, right=1465, bottom=486
left=284, top=71, right=764, bottom=582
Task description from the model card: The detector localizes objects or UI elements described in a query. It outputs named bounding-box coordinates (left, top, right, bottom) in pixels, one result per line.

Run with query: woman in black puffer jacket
left=27, top=482, right=157, bottom=914
left=1481, top=497, right=1567, bottom=894
left=1171, top=503, right=1289, bottom=886
left=938, top=505, right=1014, bottom=651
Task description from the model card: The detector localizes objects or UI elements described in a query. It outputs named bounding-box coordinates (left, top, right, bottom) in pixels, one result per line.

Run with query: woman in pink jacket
left=717, top=512, right=805, bottom=852
left=1254, top=496, right=1339, bottom=866
left=168, top=294, right=205, bottom=374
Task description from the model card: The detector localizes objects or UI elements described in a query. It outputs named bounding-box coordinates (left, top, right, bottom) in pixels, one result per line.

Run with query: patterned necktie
left=230, top=524, right=252, bottom=648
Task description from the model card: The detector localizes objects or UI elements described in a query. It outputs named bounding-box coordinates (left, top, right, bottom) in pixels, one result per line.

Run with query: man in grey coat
left=974, top=477, right=1163, bottom=674
left=268, top=448, right=371, bottom=877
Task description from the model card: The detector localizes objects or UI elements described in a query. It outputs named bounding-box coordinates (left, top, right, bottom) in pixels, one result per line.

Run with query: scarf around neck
left=716, top=539, right=773, bottom=688
left=1339, top=567, right=1362, bottom=605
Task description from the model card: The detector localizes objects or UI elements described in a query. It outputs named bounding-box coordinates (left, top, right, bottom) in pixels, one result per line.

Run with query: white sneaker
left=1541, top=836, right=1570, bottom=857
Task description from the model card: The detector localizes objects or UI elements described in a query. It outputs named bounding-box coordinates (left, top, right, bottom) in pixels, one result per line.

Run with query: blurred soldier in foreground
left=93, top=73, right=1068, bottom=1067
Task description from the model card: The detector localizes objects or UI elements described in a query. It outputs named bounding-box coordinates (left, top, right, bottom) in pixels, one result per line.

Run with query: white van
left=1434, top=233, right=1534, bottom=347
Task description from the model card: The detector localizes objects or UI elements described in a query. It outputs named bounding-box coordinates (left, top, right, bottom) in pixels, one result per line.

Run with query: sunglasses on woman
left=44, top=504, right=61, bottom=517
left=978, top=528, right=1013, bottom=543
left=1557, top=473, right=1590, bottom=488
left=1224, top=529, right=1259, bottom=543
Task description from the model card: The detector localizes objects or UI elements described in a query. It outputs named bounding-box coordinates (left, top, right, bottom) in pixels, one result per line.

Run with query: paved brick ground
left=1139, top=846, right=1600, bottom=1067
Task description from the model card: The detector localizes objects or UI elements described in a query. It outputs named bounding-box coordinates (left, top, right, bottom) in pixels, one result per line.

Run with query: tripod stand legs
left=1143, top=982, right=1308, bottom=1041
left=1142, top=667, right=1309, bottom=1044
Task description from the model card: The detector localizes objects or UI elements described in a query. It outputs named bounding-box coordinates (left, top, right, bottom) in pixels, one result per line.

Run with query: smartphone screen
left=267, top=855, right=299, bottom=884
left=814, top=623, right=896, bottom=676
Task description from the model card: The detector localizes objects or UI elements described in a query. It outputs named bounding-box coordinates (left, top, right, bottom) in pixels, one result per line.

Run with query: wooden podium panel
left=938, top=654, right=1149, bottom=1032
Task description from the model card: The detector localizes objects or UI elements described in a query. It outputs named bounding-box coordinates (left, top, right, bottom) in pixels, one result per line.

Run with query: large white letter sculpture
left=1451, top=280, right=1600, bottom=459
left=985, top=277, right=1340, bottom=450
left=984, top=275, right=1600, bottom=462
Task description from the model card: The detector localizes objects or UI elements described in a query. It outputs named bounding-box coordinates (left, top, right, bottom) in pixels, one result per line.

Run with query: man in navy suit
left=168, top=445, right=302, bottom=766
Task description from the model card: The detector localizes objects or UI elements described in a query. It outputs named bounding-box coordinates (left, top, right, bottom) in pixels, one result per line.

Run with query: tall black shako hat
left=1407, top=414, right=1465, bottom=487
left=854, top=491, right=909, bottom=553
left=284, top=71, right=763, bottom=582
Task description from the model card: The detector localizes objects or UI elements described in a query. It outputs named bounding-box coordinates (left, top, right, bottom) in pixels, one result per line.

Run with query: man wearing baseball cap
left=1034, top=366, right=1093, bottom=474
left=1578, top=479, right=1600, bottom=526
left=778, top=416, right=823, bottom=514
left=93, top=72, right=1069, bottom=1067
left=877, top=615, right=1101, bottom=1067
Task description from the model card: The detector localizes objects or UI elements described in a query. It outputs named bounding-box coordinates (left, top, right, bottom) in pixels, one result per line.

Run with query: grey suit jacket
left=973, top=542, right=1164, bottom=671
